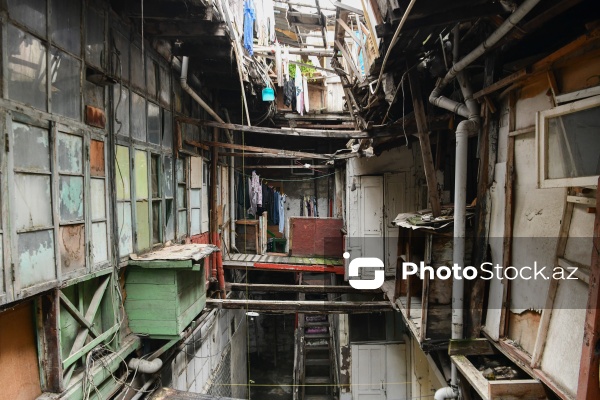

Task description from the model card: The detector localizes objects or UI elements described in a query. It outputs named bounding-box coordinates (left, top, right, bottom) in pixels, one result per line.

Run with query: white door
left=351, top=343, right=408, bottom=400
left=384, top=173, right=408, bottom=276
left=359, top=176, right=384, bottom=279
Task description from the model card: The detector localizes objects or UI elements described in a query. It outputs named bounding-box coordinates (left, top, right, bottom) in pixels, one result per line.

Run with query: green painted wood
left=124, top=265, right=206, bottom=338
left=63, top=324, right=119, bottom=369
left=128, top=259, right=193, bottom=269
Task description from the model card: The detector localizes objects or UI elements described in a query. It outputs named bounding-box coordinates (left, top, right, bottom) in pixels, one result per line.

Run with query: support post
left=577, top=176, right=600, bottom=399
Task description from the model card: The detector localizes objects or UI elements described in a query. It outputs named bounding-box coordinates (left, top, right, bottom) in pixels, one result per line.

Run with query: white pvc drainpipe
left=180, top=57, right=226, bottom=124
left=427, top=0, right=541, bottom=396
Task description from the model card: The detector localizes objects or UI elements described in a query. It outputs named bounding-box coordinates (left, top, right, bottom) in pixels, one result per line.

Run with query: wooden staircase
left=303, top=313, right=334, bottom=400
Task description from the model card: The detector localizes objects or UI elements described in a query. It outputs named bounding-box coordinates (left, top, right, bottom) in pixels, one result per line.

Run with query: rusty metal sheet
left=59, top=224, right=85, bottom=274
left=85, top=105, right=106, bottom=129
left=116, top=145, right=130, bottom=200
left=90, top=139, right=105, bottom=177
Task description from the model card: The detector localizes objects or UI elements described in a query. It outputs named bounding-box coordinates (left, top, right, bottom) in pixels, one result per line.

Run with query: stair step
left=305, top=396, right=331, bottom=400
left=305, top=358, right=330, bottom=366
left=305, top=321, right=329, bottom=328
left=305, top=345, right=329, bottom=351
left=305, top=376, right=331, bottom=384
left=305, top=333, right=330, bottom=339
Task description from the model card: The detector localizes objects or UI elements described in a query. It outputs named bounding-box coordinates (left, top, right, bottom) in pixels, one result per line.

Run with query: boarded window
left=51, top=0, right=81, bottom=55
left=85, top=7, right=104, bottom=68
left=131, top=92, right=147, bottom=142
left=7, top=25, right=47, bottom=111
left=148, top=102, right=161, bottom=145
left=90, top=140, right=105, bottom=177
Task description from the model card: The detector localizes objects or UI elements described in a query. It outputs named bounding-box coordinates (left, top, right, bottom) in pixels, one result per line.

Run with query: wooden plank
left=451, top=355, right=489, bottom=400
left=408, top=69, right=442, bottom=217
left=556, top=85, right=600, bottom=104
left=448, top=339, right=496, bottom=356
left=337, top=18, right=363, bottom=47
left=508, top=125, right=535, bottom=137
left=335, top=40, right=362, bottom=81
left=58, top=292, right=101, bottom=339
left=577, top=176, right=600, bottom=400
left=177, top=117, right=369, bottom=139
left=63, top=324, right=120, bottom=369
left=192, top=140, right=331, bottom=160
left=473, top=69, right=528, bottom=100
left=567, top=195, right=596, bottom=207
left=37, top=291, right=63, bottom=392
left=226, top=283, right=379, bottom=293
left=206, top=299, right=391, bottom=313
left=488, top=380, right=546, bottom=400
left=224, top=262, right=345, bottom=275
left=332, top=1, right=363, bottom=15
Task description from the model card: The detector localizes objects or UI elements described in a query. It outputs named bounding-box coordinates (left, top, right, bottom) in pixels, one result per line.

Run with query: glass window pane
left=91, top=178, right=106, bottom=220
left=190, top=189, right=201, bottom=208
left=113, top=86, right=129, bottom=137
left=85, top=7, right=104, bottom=68
left=59, top=176, right=84, bottom=222
left=18, top=230, right=56, bottom=288
left=178, top=210, right=187, bottom=236
left=59, top=224, right=85, bottom=274
left=131, top=92, right=147, bottom=141
left=51, top=49, right=81, bottom=120
left=135, top=150, right=148, bottom=199
left=177, top=186, right=186, bottom=209
left=13, top=123, right=50, bottom=171
left=160, top=67, right=171, bottom=106
left=162, top=110, right=173, bottom=149
left=57, top=132, right=83, bottom=174
left=15, top=174, right=53, bottom=230
left=176, top=158, right=185, bottom=183
left=152, top=201, right=161, bottom=244
left=147, top=57, right=158, bottom=99
left=151, top=155, right=160, bottom=198
left=90, top=140, right=105, bottom=177
left=7, top=0, right=46, bottom=38
left=7, top=25, right=47, bottom=111
left=136, top=201, right=150, bottom=251
left=117, top=202, right=132, bottom=256
left=51, top=0, right=81, bottom=55
left=115, top=145, right=130, bottom=200
left=148, top=103, right=161, bottom=145
left=165, top=199, right=175, bottom=241
left=547, top=106, right=600, bottom=179
left=191, top=209, right=201, bottom=235
left=83, top=80, right=104, bottom=109
left=92, top=222, right=108, bottom=263
left=131, top=45, right=145, bottom=90
left=164, top=157, right=174, bottom=197
left=112, top=30, right=129, bottom=81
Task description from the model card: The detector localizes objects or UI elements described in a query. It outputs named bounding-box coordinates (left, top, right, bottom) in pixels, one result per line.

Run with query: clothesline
left=235, top=170, right=336, bottom=182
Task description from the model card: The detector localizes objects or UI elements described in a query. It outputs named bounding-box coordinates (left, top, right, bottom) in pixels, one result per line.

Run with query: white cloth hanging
left=295, top=65, right=304, bottom=116
left=303, top=75, right=310, bottom=113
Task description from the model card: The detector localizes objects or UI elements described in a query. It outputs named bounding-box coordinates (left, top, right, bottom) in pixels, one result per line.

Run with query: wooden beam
left=219, top=152, right=300, bottom=158
left=254, top=46, right=335, bottom=57
left=577, top=176, right=600, bottom=400
left=37, top=291, right=63, bottom=392
left=190, top=140, right=331, bottom=160
left=226, top=282, right=379, bottom=293
left=448, top=339, right=496, bottom=356
left=58, top=292, right=101, bottom=339
left=243, top=164, right=330, bottom=169
left=332, top=1, right=363, bottom=15
left=206, top=299, right=391, bottom=313
left=451, top=355, right=489, bottom=400
left=177, top=116, right=369, bottom=139
left=488, top=380, right=546, bottom=400
left=337, top=18, right=363, bottom=47
left=223, top=261, right=345, bottom=275
left=473, top=69, right=528, bottom=100
left=335, top=39, right=362, bottom=81
left=408, top=69, right=442, bottom=218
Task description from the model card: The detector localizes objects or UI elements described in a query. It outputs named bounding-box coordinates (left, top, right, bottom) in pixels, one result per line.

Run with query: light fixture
left=246, top=311, right=260, bottom=317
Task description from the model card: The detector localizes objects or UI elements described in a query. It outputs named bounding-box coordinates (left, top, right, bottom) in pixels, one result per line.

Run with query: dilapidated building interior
left=1, top=0, right=599, bottom=399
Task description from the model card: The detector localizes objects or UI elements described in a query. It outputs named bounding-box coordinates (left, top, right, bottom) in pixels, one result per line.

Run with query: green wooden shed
left=124, top=244, right=218, bottom=339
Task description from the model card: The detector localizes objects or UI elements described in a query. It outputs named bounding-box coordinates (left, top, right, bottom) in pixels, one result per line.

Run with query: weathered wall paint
left=57, top=132, right=83, bottom=174
left=15, top=174, right=53, bottom=230
left=90, top=140, right=105, bottom=177
left=59, top=176, right=84, bottom=222
left=18, top=230, right=56, bottom=288
left=59, top=224, right=85, bottom=274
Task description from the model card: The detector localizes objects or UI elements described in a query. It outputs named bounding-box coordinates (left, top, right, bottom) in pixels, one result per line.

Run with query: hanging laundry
left=279, top=194, right=286, bottom=234
left=275, top=42, right=283, bottom=86
left=272, top=191, right=280, bottom=225
left=303, top=75, right=310, bottom=113
left=294, top=64, right=304, bottom=116
left=283, top=79, right=296, bottom=108
left=248, top=171, right=261, bottom=216
left=243, top=0, right=256, bottom=56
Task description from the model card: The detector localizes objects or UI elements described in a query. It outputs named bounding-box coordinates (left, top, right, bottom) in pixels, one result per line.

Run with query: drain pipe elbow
left=434, top=386, right=458, bottom=400
left=128, top=357, right=163, bottom=374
